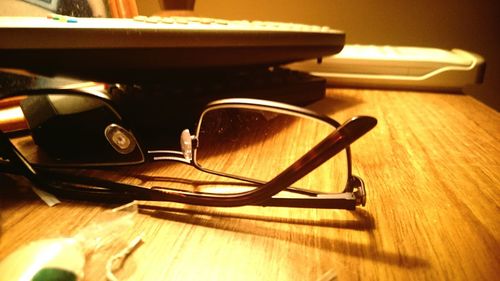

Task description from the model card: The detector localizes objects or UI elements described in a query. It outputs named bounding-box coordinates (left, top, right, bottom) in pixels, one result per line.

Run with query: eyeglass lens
left=194, top=106, right=350, bottom=193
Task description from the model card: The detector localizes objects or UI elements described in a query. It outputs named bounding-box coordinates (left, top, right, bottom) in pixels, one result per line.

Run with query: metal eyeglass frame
left=0, top=88, right=377, bottom=210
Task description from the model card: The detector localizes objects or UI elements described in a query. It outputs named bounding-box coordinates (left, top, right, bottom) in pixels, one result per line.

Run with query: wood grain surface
left=0, top=88, right=498, bottom=280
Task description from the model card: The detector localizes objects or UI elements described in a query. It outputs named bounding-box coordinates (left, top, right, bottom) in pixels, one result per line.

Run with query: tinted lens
left=0, top=93, right=144, bottom=166
left=194, top=106, right=349, bottom=192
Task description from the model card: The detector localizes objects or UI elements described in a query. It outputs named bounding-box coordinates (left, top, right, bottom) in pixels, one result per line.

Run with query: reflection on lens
left=194, top=106, right=349, bottom=192
left=2, top=93, right=144, bottom=166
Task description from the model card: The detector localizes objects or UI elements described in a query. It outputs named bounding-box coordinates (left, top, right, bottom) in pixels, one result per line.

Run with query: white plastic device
left=287, top=45, right=485, bottom=92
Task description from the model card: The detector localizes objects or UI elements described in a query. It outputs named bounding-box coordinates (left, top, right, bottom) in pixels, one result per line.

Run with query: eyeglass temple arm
left=244, top=116, right=377, bottom=207
left=254, top=176, right=365, bottom=210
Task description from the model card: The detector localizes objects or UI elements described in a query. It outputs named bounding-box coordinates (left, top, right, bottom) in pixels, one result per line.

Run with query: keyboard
left=0, top=15, right=344, bottom=82
left=108, top=67, right=326, bottom=147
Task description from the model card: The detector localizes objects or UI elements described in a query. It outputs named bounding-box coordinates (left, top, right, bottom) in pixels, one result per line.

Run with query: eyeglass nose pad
left=180, top=129, right=193, bottom=161
left=104, top=124, right=137, bottom=154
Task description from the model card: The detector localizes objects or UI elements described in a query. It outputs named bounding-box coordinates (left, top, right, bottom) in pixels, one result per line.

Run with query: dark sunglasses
left=0, top=87, right=376, bottom=209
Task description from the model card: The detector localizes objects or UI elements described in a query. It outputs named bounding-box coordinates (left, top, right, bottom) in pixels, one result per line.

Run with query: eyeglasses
left=0, top=87, right=376, bottom=209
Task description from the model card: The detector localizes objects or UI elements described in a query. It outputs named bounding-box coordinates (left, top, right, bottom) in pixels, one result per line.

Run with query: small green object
left=32, top=268, right=77, bottom=281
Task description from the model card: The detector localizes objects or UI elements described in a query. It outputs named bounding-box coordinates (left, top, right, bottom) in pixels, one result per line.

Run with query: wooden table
left=1, top=88, right=498, bottom=280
